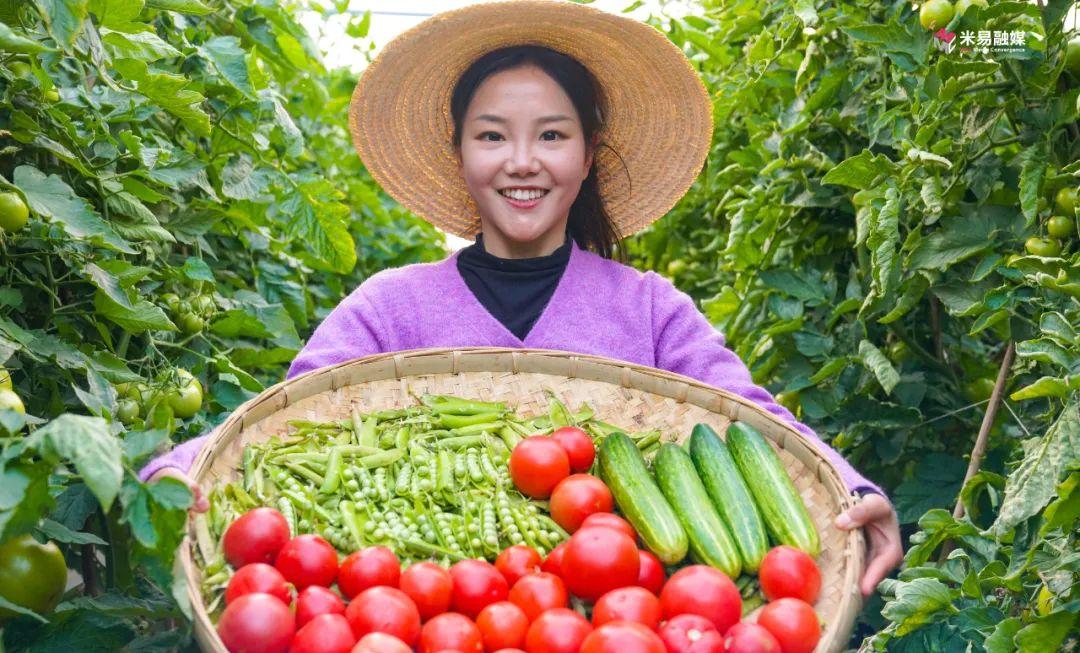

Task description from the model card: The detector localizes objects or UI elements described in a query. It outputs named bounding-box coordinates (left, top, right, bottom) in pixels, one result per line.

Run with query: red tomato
left=338, top=546, right=401, bottom=599
left=274, top=535, right=339, bottom=590
left=725, top=622, right=782, bottom=653
left=509, top=437, right=570, bottom=498
left=222, top=508, right=290, bottom=568
left=658, top=614, right=723, bottom=653
left=495, top=545, right=542, bottom=587
left=524, top=608, right=592, bottom=653
left=400, top=561, right=454, bottom=621
left=224, top=563, right=291, bottom=606
left=419, top=612, right=483, bottom=653
left=492, top=650, right=527, bottom=653
left=579, top=513, right=636, bottom=542
left=561, top=526, right=639, bottom=602
left=549, top=474, right=613, bottom=533
left=550, top=426, right=595, bottom=472
left=541, top=542, right=568, bottom=577
left=296, top=585, right=346, bottom=628
left=476, top=601, right=529, bottom=651
left=508, top=572, right=569, bottom=620
left=345, top=586, right=421, bottom=646
left=758, top=546, right=821, bottom=604
left=660, top=566, right=741, bottom=634
left=756, top=598, right=821, bottom=653
left=591, top=587, right=661, bottom=629
left=291, top=613, right=356, bottom=653
left=450, top=559, right=509, bottom=619
left=580, top=621, right=665, bottom=653
left=636, top=550, right=665, bottom=595
left=216, top=592, right=295, bottom=653
left=352, top=632, right=413, bottom=653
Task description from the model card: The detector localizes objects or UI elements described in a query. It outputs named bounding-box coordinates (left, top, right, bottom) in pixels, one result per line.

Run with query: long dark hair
left=450, top=45, right=627, bottom=263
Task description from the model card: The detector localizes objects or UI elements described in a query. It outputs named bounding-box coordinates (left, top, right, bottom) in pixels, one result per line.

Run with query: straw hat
left=348, top=0, right=714, bottom=240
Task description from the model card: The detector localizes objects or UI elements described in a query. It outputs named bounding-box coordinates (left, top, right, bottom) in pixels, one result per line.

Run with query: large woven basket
left=183, top=347, right=866, bottom=652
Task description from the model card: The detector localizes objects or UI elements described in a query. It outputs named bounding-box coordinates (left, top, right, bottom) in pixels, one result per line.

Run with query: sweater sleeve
left=649, top=273, right=886, bottom=499
left=138, top=285, right=388, bottom=481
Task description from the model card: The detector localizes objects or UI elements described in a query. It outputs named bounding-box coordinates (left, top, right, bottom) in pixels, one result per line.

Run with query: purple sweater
left=141, top=239, right=884, bottom=498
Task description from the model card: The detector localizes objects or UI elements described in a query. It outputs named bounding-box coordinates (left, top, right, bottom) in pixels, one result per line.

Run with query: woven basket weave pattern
left=186, top=348, right=865, bottom=653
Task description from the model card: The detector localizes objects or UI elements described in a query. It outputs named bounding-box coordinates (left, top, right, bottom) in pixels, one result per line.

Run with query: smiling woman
left=142, top=0, right=902, bottom=602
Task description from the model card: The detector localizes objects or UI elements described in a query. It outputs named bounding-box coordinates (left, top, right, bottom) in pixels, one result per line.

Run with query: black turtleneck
left=456, top=231, right=573, bottom=341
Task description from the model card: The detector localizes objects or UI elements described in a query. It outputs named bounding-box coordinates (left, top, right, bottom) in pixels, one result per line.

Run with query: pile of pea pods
left=195, top=390, right=663, bottom=605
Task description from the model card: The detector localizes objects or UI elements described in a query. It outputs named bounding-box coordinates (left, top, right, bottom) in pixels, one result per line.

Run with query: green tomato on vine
left=1066, top=38, right=1080, bottom=78
left=919, top=0, right=954, bottom=31
left=1055, top=187, right=1077, bottom=217
left=1024, top=237, right=1062, bottom=257
left=1047, top=216, right=1074, bottom=239
left=0, top=388, right=25, bottom=414
left=0, top=192, right=29, bottom=232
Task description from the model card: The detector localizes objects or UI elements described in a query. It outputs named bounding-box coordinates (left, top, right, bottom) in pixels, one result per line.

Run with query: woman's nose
left=505, top=142, right=541, bottom=174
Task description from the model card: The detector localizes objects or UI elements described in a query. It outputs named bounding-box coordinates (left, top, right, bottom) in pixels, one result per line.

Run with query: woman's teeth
left=499, top=189, right=548, bottom=201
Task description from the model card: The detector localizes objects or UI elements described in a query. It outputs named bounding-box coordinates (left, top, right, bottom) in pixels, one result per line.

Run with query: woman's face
left=457, top=65, right=594, bottom=258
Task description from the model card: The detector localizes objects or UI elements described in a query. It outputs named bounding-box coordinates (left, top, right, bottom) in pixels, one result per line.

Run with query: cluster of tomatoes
left=161, top=291, right=217, bottom=336
left=114, top=368, right=204, bottom=426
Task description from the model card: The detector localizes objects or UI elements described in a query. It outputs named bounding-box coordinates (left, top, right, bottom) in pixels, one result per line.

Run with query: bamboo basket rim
left=182, top=347, right=866, bottom=652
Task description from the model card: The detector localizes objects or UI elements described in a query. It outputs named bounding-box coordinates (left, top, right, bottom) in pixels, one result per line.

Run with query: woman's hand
left=834, top=493, right=904, bottom=597
left=148, top=467, right=209, bottom=513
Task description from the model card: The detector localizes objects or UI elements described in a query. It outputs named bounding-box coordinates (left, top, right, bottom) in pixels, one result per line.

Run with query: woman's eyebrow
left=473, top=114, right=573, bottom=124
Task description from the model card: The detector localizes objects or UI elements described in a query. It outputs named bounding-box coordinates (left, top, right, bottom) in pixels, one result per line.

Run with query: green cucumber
left=598, top=432, right=688, bottom=564
left=654, top=443, right=741, bottom=577
left=688, top=424, right=769, bottom=572
left=727, top=422, right=820, bottom=556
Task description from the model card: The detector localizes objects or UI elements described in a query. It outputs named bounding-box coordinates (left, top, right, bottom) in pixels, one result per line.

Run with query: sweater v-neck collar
left=447, top=237, right=584, bottom=346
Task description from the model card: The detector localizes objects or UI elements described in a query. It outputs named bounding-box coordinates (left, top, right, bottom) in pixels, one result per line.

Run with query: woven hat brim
left=349, top=0, right=714, bottom=240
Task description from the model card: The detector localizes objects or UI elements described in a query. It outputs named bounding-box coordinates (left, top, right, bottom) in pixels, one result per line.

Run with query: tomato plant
left=0, top=535, right=67, bottom=621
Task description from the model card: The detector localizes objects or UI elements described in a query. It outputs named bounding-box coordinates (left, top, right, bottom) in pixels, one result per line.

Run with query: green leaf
left=0, top=594, right=49, bottom=623
left=990, top=399, right=1080, bottom=536
left=37, top=517, right=107, bottom=545
left=859, top=339, right=901, bottom=395
left=822, top=150, right=898, bottom=189
left=1018, top=142, right=1047, bottom=227
left=1009, top=374, right=1080, bottom=400
left=842, top=21, right=928, bottom=71
left=88, top=0, right=144, bottom=29
left=201, top=36, right=254, bottom=97
left=144, top=0, right=212, bottom=13
left=892, top=454, right=967, bottom=523
left=83, top=262, right=133, bottom=310
left=0, top=21, right=52, bottom=53
left=181, top=257, right=215, bottom=283
left=984, top=617, right=1021, bottom=653
left=33, top=0, right=89, bottom=48
left=99, top=27, right=180, bottom=61
left=280, top=180, right=357, bottom=273
left=879, top=274, right=929, bottom=324
left=27, top=414, right=123, bottom=511
left=759, top=269, right=830, bottom=305
left=13, top=166, right=136, bottom=254
left=881, top=577, right=957, bottom=636
left=0, top=461, right=54, bottom=541
left=909, top=214, right=995, bottom=271
left=93, top=291, right=177, bottom=334
left=1014, top=338, right=1075, bottom=371
left=1015, top=611, right=1076, bottom=652
left=114, top=58, right=210, bottom=137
